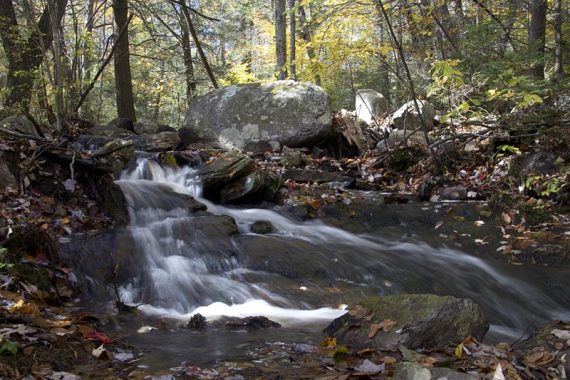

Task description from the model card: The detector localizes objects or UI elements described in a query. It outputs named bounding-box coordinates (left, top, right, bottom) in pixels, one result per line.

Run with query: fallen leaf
left=435, top=221, right=444, bottom=230
left=84, top=330, right=112, bottom=344
left=418, top=356, right=437, bottom=367
left=354, top=359, right=385, bottom=374
left=493, top=363, right=505, bottom=380
left=320, top=337, right=337, bottom=349
left=9, top=299, right=40, bottom=317
left=92, top=344, right=106, bottom=358
left=455, top=343, right=464, bottom=358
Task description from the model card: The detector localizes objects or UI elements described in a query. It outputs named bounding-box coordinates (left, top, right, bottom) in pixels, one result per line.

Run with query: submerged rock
left=180, top=81, right=333, bottom=151
left=187, top=313, right=208, bottom=329
left=324, top=294, right=489, bottom=351
left=250, top=220, right=275, bottom=234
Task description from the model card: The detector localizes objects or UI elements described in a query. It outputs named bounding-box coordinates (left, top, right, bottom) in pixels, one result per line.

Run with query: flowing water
left=86, top=157, right=570, bottom=368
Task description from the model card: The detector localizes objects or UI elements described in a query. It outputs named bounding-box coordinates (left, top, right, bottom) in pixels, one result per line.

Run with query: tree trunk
left=528, top=0, right=547, bottom=80
left=180, top=10, right=195, bottom=104
left=80, top=0, right=96, bottom=119
left=275, top=0, right=287, bottom=80
left=112, top=0, right=137, bottom=121
left=0, top=0, right=68, bottom=115
left=553, top=0, right=565, bottom=80
left=298, top=3, right=321, bottom=85
left=289, top=0, right=297, bottom=81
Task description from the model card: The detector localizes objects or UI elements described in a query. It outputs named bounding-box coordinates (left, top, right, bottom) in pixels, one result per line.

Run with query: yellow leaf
left=455, top=343, right=464, bottom=358
left=320, top=337, right=336, bottom=349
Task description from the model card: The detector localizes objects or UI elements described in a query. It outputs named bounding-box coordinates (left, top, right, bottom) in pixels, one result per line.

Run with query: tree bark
left=289, top=0, right=297, bottom=81
left=553, top=0, right=565, bottom=80
left=178, top=11, right=196, bottom=104
left=298, top=3, right=321, bottom=85
left=528, top=0, right=547, bottom=79
left=112, top=0, right=136, bottom=121
left=275, top=0, right=287, bottom=80
left=80, top=0, right=96, bottom=119
left=0, top=0, right=68, bottom=115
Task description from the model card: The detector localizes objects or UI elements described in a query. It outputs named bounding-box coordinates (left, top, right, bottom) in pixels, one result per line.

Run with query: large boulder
left=355, top=89, right=389, bottom=126
left=391, top=100, right=436, bottom=131
left=324, top=294, right=489, bottom=351
left=180, top=81, right=333, bottom=151
left=0, top=115, right=40, bottom=137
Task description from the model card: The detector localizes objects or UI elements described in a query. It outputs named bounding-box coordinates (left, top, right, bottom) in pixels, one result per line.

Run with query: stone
left=282, top=169, right=351, bottom=184
left=243, top=140, right=274, bottom=156
left=108, top=117, right=135, bottom=132
left=180, top=81, right=333, bottom=151
left=0, top=115, right=40, bottom=137
left=355, top=89, right=389, bottom=127
left=86, top=125, right=134, bottom=138
left=394, top=362, right=478, bottom=380
left=92, top=139, right=135, bottom=174
left=220, top=170, right=282, bottom=204
left=376, top=129, right=429, bottom=152
left=250, top=221, right=275, bottom=234
left=134, top=118, right=176, bottom=135
left=418, top=175, right=435, bottom=202
left=441, top=186, right=468, bottom=201
left=391, top=100, right=436, bottom=132
left=324, top=294, right=489, bottom=351
left=0, top=150, right=18, bottom=191
left=142, top=131, right=179, bottom=152
left=281, top=147, right=305, bottom=168
left=199, top=153, right=255, bottom=201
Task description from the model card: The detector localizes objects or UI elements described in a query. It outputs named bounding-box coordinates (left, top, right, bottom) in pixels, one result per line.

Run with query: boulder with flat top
left=180, top=81, right=333, bottom=151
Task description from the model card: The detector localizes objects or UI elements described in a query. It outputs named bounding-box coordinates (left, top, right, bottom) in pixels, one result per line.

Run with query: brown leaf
left=378, top=319, right=397, bottom=332
left=418, top=356, right=437, bottom=367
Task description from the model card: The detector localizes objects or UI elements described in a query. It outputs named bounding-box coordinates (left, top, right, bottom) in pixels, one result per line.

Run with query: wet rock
left=282, top=169, right=351, bottom=184
left=243, top=140, right=274, bottom=156
left=281, top=147, right=305, bottom=168
left=187, top=313, right=207, bottom=329
left=180, top=80, right=333, bottom=151
left=117, top=181, right=207, bottom=212
left=324, top=294, right=489, bottom=351
left=92, top=139, right=135, bottom=174
left=390, top=100, right=436, bottom=131
left=99, top=175, right=130, bottom=226
left=220, top=170, right=281, bottom=204
left=394, top=362, right=478, bottom=380
left=441, top=186, right=468, bottom=201
left=250, top=221, right=275, bottom=234
left=134, top=118, right=176, bottom=135
left=418, top=175, right=435, bottom=201
left=108, top=117, right=135, bottom=132
left=200, top=153, right=255, bottom=201
left=0, top=149, right=18, bottom=191
left=86, top=125, right=134, bottom=138
left=355, top=89, right=389, bottom=127
left=142, top=131, right=179, bottom=152
left=169, top=151, right=202, bottom=167
left=225, top=316, right=281, bottom=330
left=0, top=115, right=40, bottom=137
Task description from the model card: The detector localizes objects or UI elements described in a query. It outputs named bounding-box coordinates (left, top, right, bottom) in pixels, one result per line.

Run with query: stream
left=65, top=158, right=570, bottom=369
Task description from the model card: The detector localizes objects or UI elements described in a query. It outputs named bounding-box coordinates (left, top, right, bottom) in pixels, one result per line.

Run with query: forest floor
left=0, top=111, right=569, bottom=378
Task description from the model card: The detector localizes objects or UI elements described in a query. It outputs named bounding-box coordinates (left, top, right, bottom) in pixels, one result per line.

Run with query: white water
left=116, top=158, right=568, bottom=336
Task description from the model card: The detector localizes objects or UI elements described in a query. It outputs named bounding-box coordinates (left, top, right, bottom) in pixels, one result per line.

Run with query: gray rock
left=324, top=294, right=489, bottom=351
left=134, top=118, right=176, bottom=135
left=250, top=221, right=275, bottom=234
left=376, top=129, right=429, bottom=152
left=86, top=125, right=134, bottom=138
left=0, top=150, right=18, bottom=191
left=281, top=147, right=305, bottom=168
left=441, top=186, right=468, bottom=201
left=92, top=139, right=135, bottom=174
left=391, top=100, right=436, bottom=132
left=199, top=153, right=255, bottom=200
left=142, top=131, right=179, bottom=152
left=180, top=81, right=333, bottom=151
left=282, top=169, right=351, bottom=184
left=0, top=115, right=40, bottom=137
left=243, top=140, right=274, bottom=156
left=521, top=152, right=557, bottom=175
left=108, top=117, right=134, bottom=132
left=220, top=170, right=281, bottom=204
left=355, top=89, right=389, bottom=127
left=394, top=362, right=478, bottom=380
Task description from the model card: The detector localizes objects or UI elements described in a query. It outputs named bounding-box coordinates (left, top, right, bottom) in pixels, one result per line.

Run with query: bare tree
left=553, top=0, right=565, bottom=80
left=528, top=0, right=547, bottom=79
left=289, top=0, right=297, bottom=81
left=112, top=0, right=137, bottom=121
left=0, top=0, right=68, bottom=115
left=275, top=0, right=287, bottom=80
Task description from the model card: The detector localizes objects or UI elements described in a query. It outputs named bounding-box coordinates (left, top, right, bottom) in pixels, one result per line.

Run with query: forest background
left=0, top=0, right=567, bottom=129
